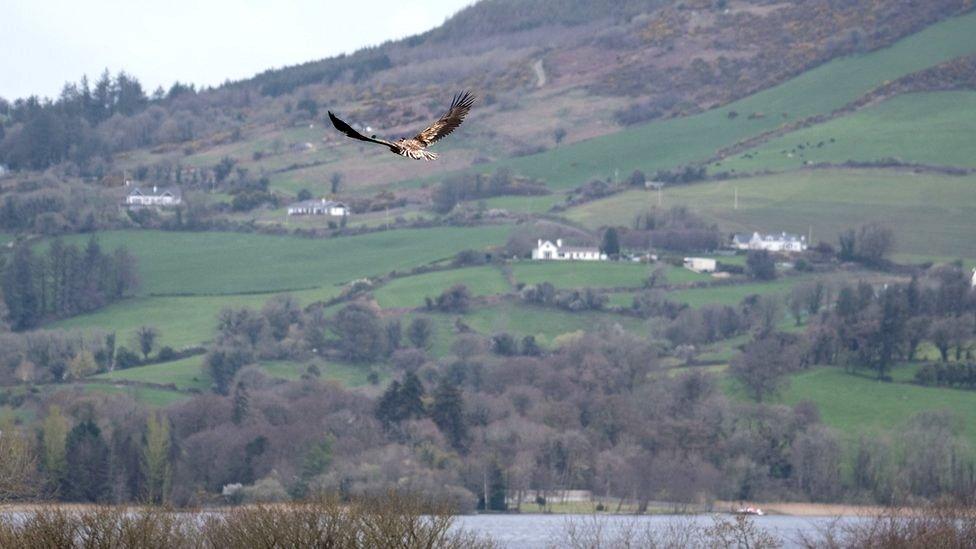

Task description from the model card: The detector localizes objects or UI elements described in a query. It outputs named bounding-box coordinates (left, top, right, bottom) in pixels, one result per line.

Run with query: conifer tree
left=232, top=382, right=250, bottom=425
left=431, top=379, right=468, bottom=452
left=64, top=420, right=110, bottom=502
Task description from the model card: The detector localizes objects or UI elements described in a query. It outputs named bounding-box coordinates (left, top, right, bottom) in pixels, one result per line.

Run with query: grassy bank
left=716, top=91, right=976, bottom=173
left=566, top=170, right=976, bottom=259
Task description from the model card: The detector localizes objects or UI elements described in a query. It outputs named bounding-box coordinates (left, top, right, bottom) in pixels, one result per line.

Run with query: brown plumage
left=328, top=91, right=475, bottom=161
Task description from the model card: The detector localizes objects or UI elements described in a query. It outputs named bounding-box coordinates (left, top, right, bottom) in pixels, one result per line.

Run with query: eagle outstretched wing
left=413, top=91, right=475, bottom=147
left=328, top=111, right=391, bottom=147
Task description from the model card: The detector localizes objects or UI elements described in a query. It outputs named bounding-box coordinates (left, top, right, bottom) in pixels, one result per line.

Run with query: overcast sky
left=0, top=0, right=474, bottom=101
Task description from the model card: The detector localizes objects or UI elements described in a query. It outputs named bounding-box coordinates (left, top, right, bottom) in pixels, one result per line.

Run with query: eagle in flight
left=328, top=91, right=475, bottom=161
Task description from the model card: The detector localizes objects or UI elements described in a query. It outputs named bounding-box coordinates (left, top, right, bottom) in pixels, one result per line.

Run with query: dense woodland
left=1, top=246, right=975, bottom=508
left=1, top=237, right=138, bottom=330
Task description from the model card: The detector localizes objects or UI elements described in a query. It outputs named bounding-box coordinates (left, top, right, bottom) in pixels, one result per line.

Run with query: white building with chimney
left=125, top=184, right=182, bottom=207
left=287, top=199, right=349, bottom=217
left=532, top=239, right=606, bottom=261
left=732, top=231, right=807, bottom=252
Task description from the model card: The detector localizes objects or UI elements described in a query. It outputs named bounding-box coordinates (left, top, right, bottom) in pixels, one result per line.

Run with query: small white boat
left=735, top=506, right=765, bottom=516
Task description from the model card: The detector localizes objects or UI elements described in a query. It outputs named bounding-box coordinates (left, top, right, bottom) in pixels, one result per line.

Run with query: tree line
left=728, top=263, right=976, bottom=405
left=432, top=168, right=549, bottom=214
left=2, top=237, right=138, bottom=330
left=3, top=280, right=976, bottom=508
left=0, top=71, right=149, bottom=171
left=0, top=69, right=245, bottom=176
left=6, top=321, right=972, bottom=508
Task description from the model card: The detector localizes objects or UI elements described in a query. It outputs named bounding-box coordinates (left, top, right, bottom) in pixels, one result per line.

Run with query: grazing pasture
left=372, top=266, right=511, bottom=309
left=775, top=367, right=976, bottom=446
left=481, top=194, right=562, bottom=214
left=260, top=359, right=379, bottom=387
left=53, top=226, right=511, bottom=296
left=465, top=10, right=976, bottom=189
left=51, top=287, right=343, bottom=350
left=82, top=383, right=190, bottom=407
left=716, top=91, right=976, bottom=173
left=511, top=261, right=708, bottom=289
left=668, top=277, right=808, bottom=308
left=88, top=356, right=380, bottom=398
left=462, top=301, right=646, bottom=347
left=566, top=170, right=976, bottom=259
left=608, top=277, right=807, bottom=309
left=93, top=355, right=209, bottom=391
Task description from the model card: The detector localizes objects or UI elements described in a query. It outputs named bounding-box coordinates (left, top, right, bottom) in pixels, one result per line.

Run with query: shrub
left=157, top=346, right=177, bottom=362
left=746, top=250, right=776, bottom=281
left=0, top=493, right=493, bottom=548
left=492, top=333, right=518, bottom=356
left=114, top=347, right=141, bottom=370
left=238, top=477, right=290, bottom=504
left=429, top=284, right=472, bottom=314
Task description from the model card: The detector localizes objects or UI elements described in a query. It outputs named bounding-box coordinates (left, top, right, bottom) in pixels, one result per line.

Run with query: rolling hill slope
left=714, top=91, right=976, bottom=173
left=567, top=169, right=976, bottom=259
left=460, top=9, right=976, bottom=189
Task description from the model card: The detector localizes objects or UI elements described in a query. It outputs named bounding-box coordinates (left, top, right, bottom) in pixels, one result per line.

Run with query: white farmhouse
left=732, top=231, right=807, bottom=252
left=531, top=239, right=606, bottom=261
left=125, top=185, right=182, bottom=207
left=683, top=257, right=717, bottom=273
left=287, top=199, right=349, bottom=217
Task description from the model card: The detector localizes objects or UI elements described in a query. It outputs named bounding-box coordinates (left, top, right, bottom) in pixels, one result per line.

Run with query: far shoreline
left=476, top=501, right=918, bottom=517
left=0, top=501, right=930, bottom=518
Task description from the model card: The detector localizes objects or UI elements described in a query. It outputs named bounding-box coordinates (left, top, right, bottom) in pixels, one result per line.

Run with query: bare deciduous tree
left=0, top=420, right=37, bottom=502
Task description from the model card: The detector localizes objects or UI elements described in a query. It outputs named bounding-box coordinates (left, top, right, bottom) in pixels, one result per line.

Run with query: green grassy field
left=51, top=286, right=342, bottom=350
left=716, top=91, right=976, bottom=173
left=567, top=169, right=976, bottom=259
left=447, top=10, right=976, bottom=189
left=261, top=359, right=378, bottom=387
left=669, top=277, right=805, bottom=308
left=88, top=355, right=378, bottom=399
left=57, top=227, right=512, bottom=296
left=607, top=276, right=804, bottom=309
left=889, top=253, right=976, bottom=270
left=461, top=301, right=646, bottom=347
left=397, top=304, right=648, bottom=358
left=82, top=383, right=190, bottom=407
left=511, top=261, right=708, bottom=289
left=372, top=266, right=511, bottom=309
left=775, top=367, right=976, bottom=446
left=93, top=355, right=209, bottom=391
left=480, top=194, right=562, bottom=214
left=247, top=205, right=434, bottom=231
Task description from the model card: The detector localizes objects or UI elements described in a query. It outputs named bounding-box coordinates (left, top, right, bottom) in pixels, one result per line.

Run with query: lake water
left=1, top=509, right=865, bottom=548
left=453, top=514, right=866, bottom=548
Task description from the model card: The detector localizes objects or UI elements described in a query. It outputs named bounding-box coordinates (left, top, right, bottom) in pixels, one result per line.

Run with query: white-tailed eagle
left=328, top=91, right=475, bottom=161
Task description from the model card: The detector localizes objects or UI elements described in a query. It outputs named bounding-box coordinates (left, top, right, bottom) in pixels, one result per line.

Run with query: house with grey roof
left=531, top=239, right=606, bottom=261
left=125, top=184, right=182, bottom=207
left=287, top=198, right=348, bottom=217
left=732, top=231, right=807, bottom=252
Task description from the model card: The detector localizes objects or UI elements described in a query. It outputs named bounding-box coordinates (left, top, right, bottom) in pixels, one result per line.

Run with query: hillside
left=2, top=0, right=973, bottom=190
left=2, top=0, right=976, bottom=511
